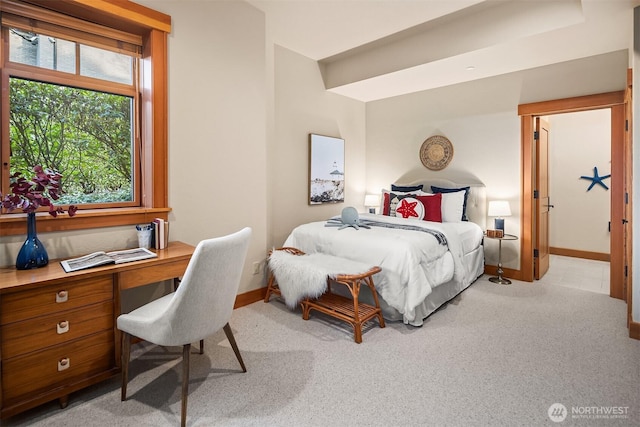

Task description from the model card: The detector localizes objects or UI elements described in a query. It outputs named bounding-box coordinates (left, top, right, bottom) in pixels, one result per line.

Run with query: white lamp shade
left=364, top=194, right=379, bottom=207
left=488, top=200, right=511, bottom=217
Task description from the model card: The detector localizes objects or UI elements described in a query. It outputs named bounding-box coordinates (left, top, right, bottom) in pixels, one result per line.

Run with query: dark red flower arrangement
left=0, top=165, right=77, bottom=217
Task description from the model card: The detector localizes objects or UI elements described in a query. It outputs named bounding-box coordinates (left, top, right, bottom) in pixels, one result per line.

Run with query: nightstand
left=485, top=233, right=518, bottom=285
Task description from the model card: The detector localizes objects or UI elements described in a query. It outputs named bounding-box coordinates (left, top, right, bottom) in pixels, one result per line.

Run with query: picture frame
left=309, top=133, right=345, bottom=205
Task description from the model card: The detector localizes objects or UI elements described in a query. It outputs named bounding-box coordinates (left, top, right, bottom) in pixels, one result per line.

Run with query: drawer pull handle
left=58, top=357, right=70, bottom=372
left=56, top=290, right=68, bottom=303
left=57, top=321, right=69, bottom=334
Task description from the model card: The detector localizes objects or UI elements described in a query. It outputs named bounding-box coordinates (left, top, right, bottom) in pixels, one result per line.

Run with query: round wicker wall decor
left=419, top=135, right=453, bottom=171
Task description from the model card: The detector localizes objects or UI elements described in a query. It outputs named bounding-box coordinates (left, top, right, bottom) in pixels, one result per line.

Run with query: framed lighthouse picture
left=309, top=133, right=345, bottom=205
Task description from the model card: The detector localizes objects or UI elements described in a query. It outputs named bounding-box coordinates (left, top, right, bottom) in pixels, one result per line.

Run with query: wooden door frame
left=625, top=69, right=634, bottom=332
left=517, top=90, right=627, bottom=292
left=534, top=117, right=551, bottom=280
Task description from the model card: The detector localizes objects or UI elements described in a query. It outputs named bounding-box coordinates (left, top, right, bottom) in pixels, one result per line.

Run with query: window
left=0, top=0, right=171, bottom=236
left=4, top=9, right=139, bottom=209
left=10, top=77, right=135, bottom=205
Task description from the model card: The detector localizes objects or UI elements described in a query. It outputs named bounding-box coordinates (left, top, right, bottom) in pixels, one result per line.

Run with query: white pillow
left=440, top=190, right=465, bottom=222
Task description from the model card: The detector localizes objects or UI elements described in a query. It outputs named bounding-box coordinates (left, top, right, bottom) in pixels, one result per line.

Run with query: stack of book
left=151, top=218, right=169, bottom=249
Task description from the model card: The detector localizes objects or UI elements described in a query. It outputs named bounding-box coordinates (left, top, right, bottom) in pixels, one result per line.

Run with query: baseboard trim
left=550, top=247, right=610, bottom=262
left=484, top=265, right=525, bottom=282
left=234, top=287, right=265, bottom=309
left=630, top=320, right=640, bottom=340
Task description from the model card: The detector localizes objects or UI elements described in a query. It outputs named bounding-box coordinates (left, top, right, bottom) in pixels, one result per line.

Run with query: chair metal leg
left=223, top=323, right=246, bottom=372
left=199, top=339, right=204, bottom=355
left=181, top=343, right=190, bottom=427
left=121, top=332, right=131, bottom=401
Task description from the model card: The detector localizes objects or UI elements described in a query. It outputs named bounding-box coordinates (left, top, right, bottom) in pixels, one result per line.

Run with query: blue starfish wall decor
left=580, top=166, right=611, bottom=191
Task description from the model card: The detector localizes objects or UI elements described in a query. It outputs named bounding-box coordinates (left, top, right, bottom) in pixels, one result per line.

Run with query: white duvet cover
left=283, top=213, right=483, bottom=324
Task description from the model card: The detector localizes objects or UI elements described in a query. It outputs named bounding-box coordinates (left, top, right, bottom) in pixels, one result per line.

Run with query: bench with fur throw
left=267, top=250, right=376, bottom=309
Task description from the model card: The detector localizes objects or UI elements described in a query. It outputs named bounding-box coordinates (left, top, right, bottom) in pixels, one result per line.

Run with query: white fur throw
left=268, top=251, right=375, bottom=309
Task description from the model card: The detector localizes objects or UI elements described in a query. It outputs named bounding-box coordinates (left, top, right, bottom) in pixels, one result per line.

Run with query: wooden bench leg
left=364, top=275, right=386, bottom=328
left=287, top=265, right=383, bottom=343
left=264, top=274, right=277, bottom=302
left=353, top=323, right=363, bottom=343
left=301, top=301, right=311, bottom=320
left=349, top=279, right=363, bottom=343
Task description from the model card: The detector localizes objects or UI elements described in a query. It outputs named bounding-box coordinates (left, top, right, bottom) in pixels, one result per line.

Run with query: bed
left=282, top=178, right=486, bottom=326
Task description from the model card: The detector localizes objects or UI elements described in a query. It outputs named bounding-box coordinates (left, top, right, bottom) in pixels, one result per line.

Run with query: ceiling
left=248, top=0, right=639, bottom=102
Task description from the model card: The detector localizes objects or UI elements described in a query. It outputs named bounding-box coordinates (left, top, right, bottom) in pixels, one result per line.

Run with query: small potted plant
left=1, top=165, right=77, bottom=269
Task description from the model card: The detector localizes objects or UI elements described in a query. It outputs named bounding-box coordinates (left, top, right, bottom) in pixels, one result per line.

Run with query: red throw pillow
left=383, top=192, right=442, bottom=222
left=382, top=192, right=391, bottom=216
left=416, top=193, right=442, bottom=222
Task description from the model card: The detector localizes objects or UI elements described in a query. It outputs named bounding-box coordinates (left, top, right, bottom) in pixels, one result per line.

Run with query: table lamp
left=488, top=200, right=511, bottom=231
left=364, top=194, right=379, bottom=214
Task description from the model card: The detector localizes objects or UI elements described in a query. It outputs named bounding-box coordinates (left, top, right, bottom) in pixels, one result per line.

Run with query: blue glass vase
left=16, top=212, right=49, bottom=270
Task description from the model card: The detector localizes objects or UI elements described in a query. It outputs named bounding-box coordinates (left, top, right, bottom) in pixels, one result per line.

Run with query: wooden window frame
left=0, top=0, right=171, bottom=237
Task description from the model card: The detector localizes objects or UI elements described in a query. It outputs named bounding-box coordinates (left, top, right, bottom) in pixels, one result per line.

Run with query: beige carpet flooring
left=3, top=274, right=639, bottom=427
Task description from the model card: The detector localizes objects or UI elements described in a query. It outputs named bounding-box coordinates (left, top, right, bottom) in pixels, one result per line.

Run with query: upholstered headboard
left=393, top=177, right=486, bottom=230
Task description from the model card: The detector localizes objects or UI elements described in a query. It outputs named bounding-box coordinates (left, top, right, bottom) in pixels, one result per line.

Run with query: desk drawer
left=118, top=259, right=189, bottom=290
left=0, top=275, right=113, bottom=324
left=1, top=301, right=113, bottom=359
left=2, top=330, right=115, bottom=404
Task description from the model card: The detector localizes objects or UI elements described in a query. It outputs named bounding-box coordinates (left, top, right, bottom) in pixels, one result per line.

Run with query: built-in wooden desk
left=0, top=241, right=195, bottom=419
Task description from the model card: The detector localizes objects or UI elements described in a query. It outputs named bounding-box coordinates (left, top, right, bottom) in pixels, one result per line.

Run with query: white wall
left=160, top=0, right=267, bottom=293
left=548, top=110, right=611, bottom=254
left=366, top=85, right=522, bottom=270
left=269, top=45, right=366, bottom=247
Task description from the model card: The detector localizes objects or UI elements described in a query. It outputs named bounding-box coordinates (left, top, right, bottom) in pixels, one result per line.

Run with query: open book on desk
left=61, top=247, right=158, bottom=273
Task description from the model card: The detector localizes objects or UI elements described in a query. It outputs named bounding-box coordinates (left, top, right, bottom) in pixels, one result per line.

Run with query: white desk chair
left=117, top=227, right=252, bottom=427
